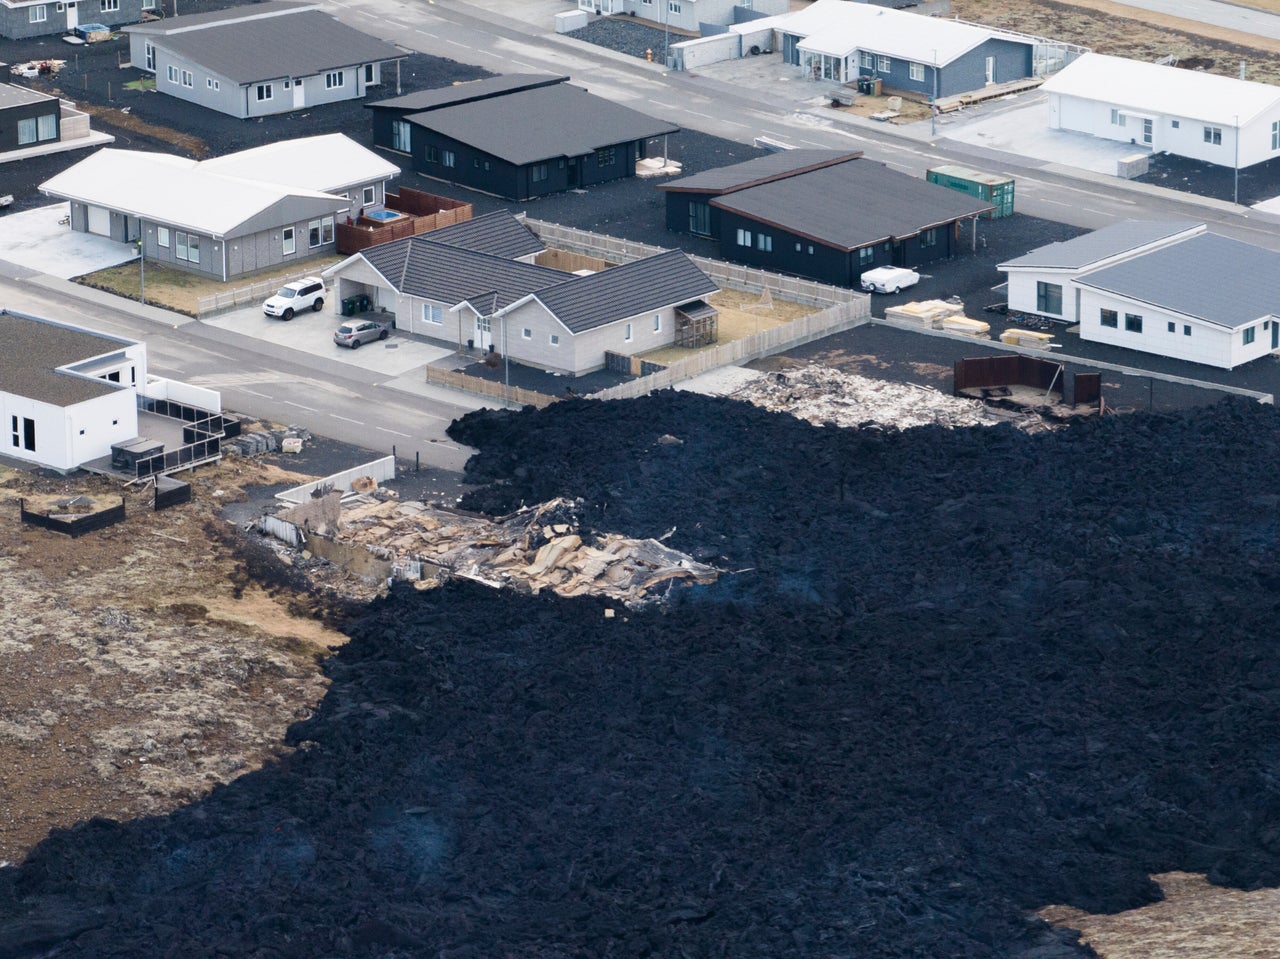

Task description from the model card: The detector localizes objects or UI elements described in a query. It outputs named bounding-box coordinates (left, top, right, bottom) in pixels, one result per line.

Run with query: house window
left=391, top=120, right=411, bottom=153
left=308, top=216, right=335, bottom=247
left=859, top=247, right=874, bottom=266
left=142, top=0, right=155, bottom=8
left=181, top=69, right=193, bottom=88
left=532, top=163, right=549, bottom=183
left=860, top=51, right=873, bottom=69
left=1204, top=126, right=1222, bottom=145
left=1273, top=120, right=1280, bottom=150
left=1124, top=313, right=1143, bottom=333
left=167, top=65, right=179, bottom=84
left=144, top=42, right=155, bottom=71
left=257, top=83, right=273, bottom=101
left=688, top=201, right=710, bottom=235
left=1244, top=326, right=1257, bottom=345
left=18, top=116, right=56, bottom=144
left=910, top=62, right=924, bottom=82
left=1100, top=308, right=1118, bottom=328
left=206, top=78, right=220, bottom=91
left=1167, top=321, right=1176, bottom=333
left=365, top=64, right=375, bottom=83
left=100, top=0, right=119, bottom=11
left=29, top=5, right=47, bottom=22
left=325, top=71, right=344, bottom=89
left=425, top=145, right=439, bottom=163
left=1036, top=281, right=1062, bottom=315
left=808, top=245, right=815, bottom=255
left=549, top=333, right=560, bottom=346
left=920, top=228, right=937, bottom=248
left=653, top=314, right=661, bottom=332
left=624, top=322, right=633, bottom=342
left=157, top=227, right=169, bottom=248
left=877, top=55, right=890, bottom=72
left=13, top=416, right=36, bottom=451
left=1171, top=119, right=1179, bottom=129
left=756, top=233, right=772, bottom=252
left=1110, top=108, right=1125, bottom=127
left=597, top=146, right=617, bottom=167
left=175, top=231, right=200, bottom=264
left=1184, top=324, right=1191, bottom=336
left=736, top=228, right=752, bottom=247
left=522, top=327, right=532, bottom=339
left=668, top=0, right=681, bottom=13
left=442, top=150, right=455, bottom=168
left=423, top=304, right=443, bottom=325
left=282, top=226, right=295, bottom=255
left=362, top=185, right=376, bottom=205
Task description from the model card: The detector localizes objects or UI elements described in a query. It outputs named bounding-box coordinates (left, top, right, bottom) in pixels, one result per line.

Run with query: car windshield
left=337, top=325, right=355, bottom=335
left=277, top=287, right=298, bottom=298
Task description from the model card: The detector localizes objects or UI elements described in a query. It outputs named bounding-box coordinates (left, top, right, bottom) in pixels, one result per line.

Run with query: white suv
left=263, top=276, right=326, bottom=320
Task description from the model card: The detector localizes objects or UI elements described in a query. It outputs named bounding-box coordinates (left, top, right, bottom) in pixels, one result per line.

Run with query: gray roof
left=367, top=75, right=567, bottom=113
left=126, top=7, right=402, bottom=85
left=0, top=83, right=55, bottom=109
left=423, top=210, right=545, bottom=260
left=711, top=159, right=993, bottom=251
left=404, top=83, right=679, bottom=165
left=362, top=237, right=566, bottom=310
left=1075, top=232, right=1280, bottom=330
left=999, top=220, right=1203, bottom=270
left=534, top=249, right=718, bottom=334
left=0, top=311, right=130, bottom=406
left=125, top=0, right=311, bottom=32
left=658, top=149, right=862, bottom=195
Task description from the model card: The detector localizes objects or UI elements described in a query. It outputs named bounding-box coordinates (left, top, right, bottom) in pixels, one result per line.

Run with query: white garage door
left=86, top=205, right=110, bottom=237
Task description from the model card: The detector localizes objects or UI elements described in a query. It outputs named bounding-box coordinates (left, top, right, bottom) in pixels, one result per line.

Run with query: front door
left=985, top=56, right=995, bottom=84
left=1142, top=118, right=1153, bottom=145
left=1272, top=319, right=1278, bottom=350
left=567, top=158, right=580, bottom=189
left=65, top=2, right=78, bottom=30
left=475, top=314, right=492, bottom=351
left=292, top=79, right=304, bottom=110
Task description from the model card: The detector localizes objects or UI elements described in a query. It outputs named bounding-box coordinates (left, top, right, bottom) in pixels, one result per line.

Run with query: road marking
left=284, top=400, right=318, bottom=412
left=511, top=60, right=539, bottom=71
left=416, top=28, right=437, bottom=38
left=329, top=414, right=364, bottom=425
left=649, top=100, right=678, bottom=110
left=377, top=426, right=410, bottom=437
left=238, top=387, right=274, bottom=399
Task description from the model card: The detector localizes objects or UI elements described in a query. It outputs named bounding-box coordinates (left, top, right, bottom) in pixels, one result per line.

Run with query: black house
left=659, top=151, right=994, bottom=288
left=367, top=75, right=679, bottom=201
left=0, top=83, right=60, bottom=153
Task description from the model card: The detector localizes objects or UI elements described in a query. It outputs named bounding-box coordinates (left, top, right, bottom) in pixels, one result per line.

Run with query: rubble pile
left=735, top=362, right=995, bottom=430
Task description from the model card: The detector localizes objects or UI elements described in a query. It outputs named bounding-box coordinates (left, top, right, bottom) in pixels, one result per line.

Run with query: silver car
left=333, top=319, right=390, bottom=349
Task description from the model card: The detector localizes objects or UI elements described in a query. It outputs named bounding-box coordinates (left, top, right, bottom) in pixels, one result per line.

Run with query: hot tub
left=360, top=209, right=409, bottom=226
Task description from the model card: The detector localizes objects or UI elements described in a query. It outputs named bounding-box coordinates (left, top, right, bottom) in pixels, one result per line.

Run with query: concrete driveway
left=202, top=304, right=454, bottom=376
left=0, top=203, right=139, bottom=279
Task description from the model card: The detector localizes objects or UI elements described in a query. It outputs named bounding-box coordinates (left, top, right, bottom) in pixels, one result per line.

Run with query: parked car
left=263, top=276, right=326, bottom=320
left=334, top=318, right=390, bottom=349
left=860, top=266, right=920, bottom=294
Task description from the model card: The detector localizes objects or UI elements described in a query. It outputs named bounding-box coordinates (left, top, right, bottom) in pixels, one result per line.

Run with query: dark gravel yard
left=1137, top=151, right=1280, bottom=206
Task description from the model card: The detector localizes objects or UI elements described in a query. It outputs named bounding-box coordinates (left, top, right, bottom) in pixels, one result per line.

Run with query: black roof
left=402, top=83, right=679, bottom=166
left=126, top=6, right=403, bottom=85
left=367, top=75, right=567, bottom=113
left=534, top=250, right=718, bottom=334
left=711, top=159, right=994, bottom=251
left=0, top=311, right=129, bottom=406
left=423, top=211, right=545, bottom=260
left=658, top=149, right=862, bottom=195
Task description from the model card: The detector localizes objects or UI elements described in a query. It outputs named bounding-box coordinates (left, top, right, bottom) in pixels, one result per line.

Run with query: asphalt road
left=1109, top=0, right=1280, bottom=39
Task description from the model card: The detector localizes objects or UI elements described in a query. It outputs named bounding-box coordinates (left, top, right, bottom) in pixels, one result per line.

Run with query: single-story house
left=0, top=82, right=59, bottom=151
left=367, top=74, right=679, bottom=200
left=1041, top=52, right=1280, bottom=170
left=1, top=309, right=147, bottom=472
left=999, top=220, right=1280, bottom=369
left=324, top=213, right=718, bottom=376
left=39, top=134, right=399, bottom=280
left=573, top=0, right=787, bottom=32
left=659, top=149, right=993, bottom=287
left=768, top=0, right=1035, bottom=96
left=0, top=0, right=150, bottom=40
left=124, top=1, right=404, bottom=119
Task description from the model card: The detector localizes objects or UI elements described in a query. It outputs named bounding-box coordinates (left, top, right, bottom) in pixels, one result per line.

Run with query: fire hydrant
left=646, top=48, right=653, bottom=62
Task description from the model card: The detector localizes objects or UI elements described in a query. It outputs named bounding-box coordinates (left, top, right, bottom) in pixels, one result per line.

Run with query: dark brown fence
left=154, top=477, right=192, bottom=511
left=336, top=190, right=474, bottom=254
left=19, top=497, right=126, bottom=538
left=953, top=356, right=1102, bottom=409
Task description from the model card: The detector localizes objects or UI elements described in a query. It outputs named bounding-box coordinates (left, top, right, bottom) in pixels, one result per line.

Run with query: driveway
left=0, top=203, right=139, bottom=279
left=201, top=304, right=454, bottom=376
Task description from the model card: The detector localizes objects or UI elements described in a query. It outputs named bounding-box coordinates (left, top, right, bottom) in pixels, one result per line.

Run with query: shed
left=926, top=165, right=1014, bottom=218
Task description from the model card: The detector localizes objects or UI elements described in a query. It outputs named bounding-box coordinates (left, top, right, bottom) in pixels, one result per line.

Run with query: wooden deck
left=934, top=76, right=1044, bottom=114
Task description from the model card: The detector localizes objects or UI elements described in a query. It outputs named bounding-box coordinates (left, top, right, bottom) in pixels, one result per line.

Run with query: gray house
left=324, top=213, right=718, bottom=376
left=0, top=0, right=149, bottom=40
left=39, top=134, right=400, bottom=280
left=124, top=1, right=404, bottom=119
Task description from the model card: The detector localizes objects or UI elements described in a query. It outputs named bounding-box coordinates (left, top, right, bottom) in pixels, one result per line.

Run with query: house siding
left=1, top=385, right=137, bottom=472
left=1, top=0, right=147, bottom=39
left=0, top=95, right=60, bottom=151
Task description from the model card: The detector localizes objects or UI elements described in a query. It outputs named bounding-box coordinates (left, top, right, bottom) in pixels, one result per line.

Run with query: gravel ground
left=565, top=14, right=685, bottom=62
left=1137, top=151, right=1280, bottom=205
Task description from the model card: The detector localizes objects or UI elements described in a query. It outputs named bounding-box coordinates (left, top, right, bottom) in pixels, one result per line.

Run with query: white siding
left=1, top=388, right=136, bottom=472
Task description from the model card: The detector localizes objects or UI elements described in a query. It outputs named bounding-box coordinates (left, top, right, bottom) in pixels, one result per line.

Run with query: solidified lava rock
left=5, top=393, right=1280, bottom=958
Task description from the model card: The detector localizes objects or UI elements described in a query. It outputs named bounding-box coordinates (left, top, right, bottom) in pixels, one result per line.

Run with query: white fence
left=260, top=514, right=305, bottom=547
left=196, top=269, right=324, bottom=318
left=590, top=299, right=868, bottom=401
left=142, top=376, right=222, bottom=412
left=275, top=455, right=397, bottom=504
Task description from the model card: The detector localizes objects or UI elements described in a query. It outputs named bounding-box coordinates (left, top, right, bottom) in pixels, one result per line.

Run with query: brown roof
left=0, top=311, right=131, bottom=407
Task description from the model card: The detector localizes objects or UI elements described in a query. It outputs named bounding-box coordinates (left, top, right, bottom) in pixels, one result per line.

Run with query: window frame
left=256, top=83, right=273, bottom=102
left=1204, top=125, right=1222, bottom=145
left=282, top=226, right=295, bottom=256
left=909, top=62, right=925, bottom=82
left=1035, top=281, right=1063, bottom=315
left=29, top=4, right=47, bottom=22
left=1124, top=312, right=1143, bottom=333
left=325, top=70, right=344, bottom=90
left=1100, top=308, right=1118, bottom=328
left=1244, top=326, right=1257, bottom=345
left=877, top=55, right=891, bottom=72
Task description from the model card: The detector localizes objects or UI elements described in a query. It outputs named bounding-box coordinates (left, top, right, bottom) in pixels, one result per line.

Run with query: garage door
left=86, top=205, right=110, bottom=237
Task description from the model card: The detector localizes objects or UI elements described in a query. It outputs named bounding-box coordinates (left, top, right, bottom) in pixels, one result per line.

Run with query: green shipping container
left=926, top=164, right=1015, bottom=219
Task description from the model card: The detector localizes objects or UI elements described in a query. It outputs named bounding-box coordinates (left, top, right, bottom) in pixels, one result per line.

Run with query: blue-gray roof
left=658, top=149, right=861, bottom=195
left=403, top=82, right=679, bottom=166
left=362, top=237, right=564, bottom=310
left=423, top=211, right=545, bottom=260
left=999, top=220, right=1202, bottom=270
left=367, top=75, right=566, bottom=113
left=126, top=6, right=403, bottom=85
left=1075, top=232, right=1280, bottom=330
left=711, top=159, right=992, bottom=251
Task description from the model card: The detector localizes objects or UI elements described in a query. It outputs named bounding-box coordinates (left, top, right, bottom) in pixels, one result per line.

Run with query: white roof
left=198, top=133, right=400, bottom=192
left=1041, top=53, right=1280, bottom=127
left=39, top=134, right=398, bottom=237
left=782, top=0, right=1007, bottom=66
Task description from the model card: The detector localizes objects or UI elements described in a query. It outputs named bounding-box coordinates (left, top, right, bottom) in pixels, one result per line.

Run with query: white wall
left=672, top=33, right=740, bottom=69
left=1005, top=269, right=1073, bottom=320
left=1, top=388, right=137, bottom=472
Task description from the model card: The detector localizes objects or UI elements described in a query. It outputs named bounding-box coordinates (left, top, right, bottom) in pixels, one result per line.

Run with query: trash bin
left=872, top=77, right=883, bottom=96
left=341, top=297, right=356, bottom=317
left=355, top=293, right=371, bottom=313
left=857, top=75, right=870, bottom=94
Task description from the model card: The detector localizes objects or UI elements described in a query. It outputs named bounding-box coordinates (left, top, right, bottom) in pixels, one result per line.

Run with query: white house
left=1, top=310, right=147, bottom=472
left=575, top=0, right=788, bottom=34
left=1041, top=52, right=1280, bottom=169
left=999, top=221, right=1280, bottom=369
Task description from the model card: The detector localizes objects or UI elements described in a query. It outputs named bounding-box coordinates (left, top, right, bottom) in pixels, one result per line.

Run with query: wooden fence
left=335, top=203, right=472, bottom=255
left=424, top=367, right=560, bottom=409
left=196, top=268, right=324, bottom=317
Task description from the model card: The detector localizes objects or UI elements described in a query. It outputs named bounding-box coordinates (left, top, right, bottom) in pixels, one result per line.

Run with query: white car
left=860, top=266, right=921, bottom=294
left=263, top=276, right=326, bottom=320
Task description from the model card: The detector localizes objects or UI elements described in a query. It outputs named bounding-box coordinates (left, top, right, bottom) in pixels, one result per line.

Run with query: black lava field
left=6, top=392, right=1280, bottom=958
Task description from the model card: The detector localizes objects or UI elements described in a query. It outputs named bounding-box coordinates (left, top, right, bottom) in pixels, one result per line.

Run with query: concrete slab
left=675, top=364, right=764, bottom=396
left=201, top=305, right=454, bottom=377
left=0, top=203, right=139, bottom=278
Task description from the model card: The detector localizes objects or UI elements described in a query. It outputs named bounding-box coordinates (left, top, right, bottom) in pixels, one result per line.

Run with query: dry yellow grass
left=639, top=287, right=815, bottom=365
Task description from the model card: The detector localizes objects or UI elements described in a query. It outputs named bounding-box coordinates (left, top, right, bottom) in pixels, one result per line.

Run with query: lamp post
left=930, top=50, right=938, bottom=139
left=1234, top=114, right=1240, bottom=205
left=663, top=0, right=669, bottom=67
left=136, top=234, right=145, bottom=305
